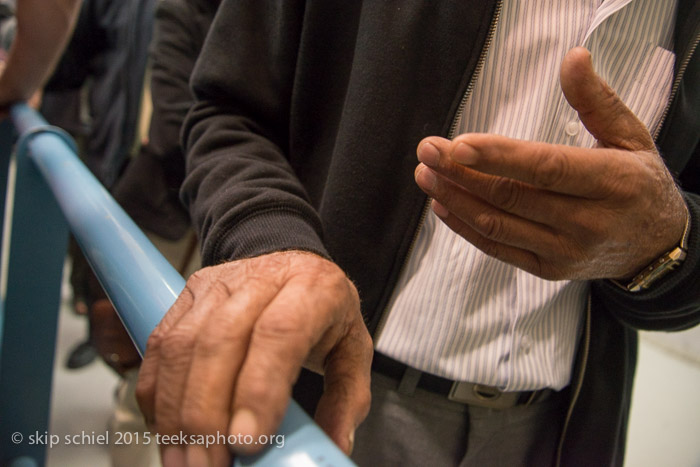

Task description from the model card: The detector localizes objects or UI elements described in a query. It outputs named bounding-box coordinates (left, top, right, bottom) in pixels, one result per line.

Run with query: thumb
left=560, top=47, right=655, bottom=151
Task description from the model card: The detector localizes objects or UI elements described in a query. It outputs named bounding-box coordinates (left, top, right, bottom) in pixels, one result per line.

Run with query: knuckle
left=532, top=252, right=571, bottom=281
left=356, top=385, right=372, bottom=418
left=344, top=280, right=361, bottom=309
left=185, top=265, right=235, bottom=294
left=303, top=262, right=359, bottom=309
left=134, top=380, right=151, bottom=407
left=324, top=274, right=356, bottom=305
left=488, top=177, right=523, bottom=211
left=532, top=148, right=569, bottom=188
left=239, top=384, right=287, bottom=424
left=473, top=211, right=504, bottom=240
left=583, top=219, right=608, bottom=243
left=160, top=329, right=196, bottom=358
left=612, top=170, right=644, bottom=201
left=570, top=207, right=612, bottom=244
left=341, top=324, right=373, bottom=362
left=206, top=277, right=235, bottom=298
left=255, top=310, right=309, bottom=343
left=180, top=406, right=213, bottom=435
left=145, top=328, right=165, bottom=353
left=531, top=256, right=549, bottom=279
left=185, top=268, right=212, bottom=289
left=478, top=238, right=502, bottom=259
left=194, top=332, right=227, bottom=358
left=539, top=266, right=565, bottom=281
left=356, top=327, right=374, bottom=352
left=242, top=380, right=270, bottom=404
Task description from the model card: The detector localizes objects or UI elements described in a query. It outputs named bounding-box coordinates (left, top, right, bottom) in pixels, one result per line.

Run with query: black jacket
left=182, top=1, right=700, bottom=465
left=112, top=0, right=218, bottom=240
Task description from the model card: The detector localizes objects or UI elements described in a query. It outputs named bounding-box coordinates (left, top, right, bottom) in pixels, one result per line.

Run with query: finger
left=430, top=199, right=558, bottom=279
left=181, top=279, right=281, bottom=466
left=560, top=47, right=654, bottom=151
left=418, top=139, right=589, bottom=225
left=229, top=273, right=354, bottom=455
left=313, top=325, right=372, bottom=455
left=152, top=277, right=240, bottom=461
left=161, top=445, right=187, bottom=467
left=136, top=284, right=196, bottom=427
left=415, top=164, right=568, bottom=257
left=442, top=134, right=639, bottom=199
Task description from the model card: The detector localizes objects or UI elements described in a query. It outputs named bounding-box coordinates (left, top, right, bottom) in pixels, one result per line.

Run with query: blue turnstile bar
left=0, top=104, right=355, bottom=467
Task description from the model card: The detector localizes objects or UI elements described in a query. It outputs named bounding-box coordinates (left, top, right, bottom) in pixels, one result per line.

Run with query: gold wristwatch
left=617, top=211, right=691, bottom=293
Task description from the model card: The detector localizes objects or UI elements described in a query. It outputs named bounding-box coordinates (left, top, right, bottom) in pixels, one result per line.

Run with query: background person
left=0, top=0, right=81, bottom=115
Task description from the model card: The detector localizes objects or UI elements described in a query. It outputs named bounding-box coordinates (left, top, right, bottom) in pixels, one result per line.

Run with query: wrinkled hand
left=414, top=47, right=688, bottom=281
left=136, top=251, right=372, bottom=466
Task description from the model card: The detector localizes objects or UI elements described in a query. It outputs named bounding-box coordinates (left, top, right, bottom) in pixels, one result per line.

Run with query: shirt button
left=565, top=120, right=580, bottom=136
left=520, top=336, right=532, bottom=355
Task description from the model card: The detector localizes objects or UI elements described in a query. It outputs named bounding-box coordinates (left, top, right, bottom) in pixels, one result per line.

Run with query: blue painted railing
left=0, top=104, right=354, bottom=467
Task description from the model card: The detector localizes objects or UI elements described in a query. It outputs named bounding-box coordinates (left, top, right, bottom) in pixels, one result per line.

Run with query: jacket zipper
left=447, top=1, right=503, bottom=141
left=555, top=295, right=592, bottom=467
left=374, top=0, right=503, bottom=336
left=653, top=30, right=700, bottom=141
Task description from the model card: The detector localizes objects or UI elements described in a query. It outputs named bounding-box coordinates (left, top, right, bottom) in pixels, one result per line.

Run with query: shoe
left=65, top=341, right=98, bottom=369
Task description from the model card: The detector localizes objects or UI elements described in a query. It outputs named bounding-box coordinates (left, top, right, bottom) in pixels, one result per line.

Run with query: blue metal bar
left=5, top=104, right=355, bottom=466
left=0, top=115, right=68, bottom=467
left=11, top=106, right=181, bottom=351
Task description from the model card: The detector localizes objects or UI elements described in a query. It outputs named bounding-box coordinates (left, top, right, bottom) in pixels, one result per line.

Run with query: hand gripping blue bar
left=10, top=103, right=355, bottom=467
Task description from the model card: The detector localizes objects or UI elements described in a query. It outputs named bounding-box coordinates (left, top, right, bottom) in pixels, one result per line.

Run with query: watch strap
left=614, top=207, right=691, bottom=293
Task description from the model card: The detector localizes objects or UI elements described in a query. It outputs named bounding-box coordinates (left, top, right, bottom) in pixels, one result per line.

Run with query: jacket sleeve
left=181, top=0, right=330, bottom=266
left=113, top=0, right=211, bottom=240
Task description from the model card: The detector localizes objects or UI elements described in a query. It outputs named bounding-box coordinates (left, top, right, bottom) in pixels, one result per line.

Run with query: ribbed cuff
left=204, top=208, right=330, bottom=266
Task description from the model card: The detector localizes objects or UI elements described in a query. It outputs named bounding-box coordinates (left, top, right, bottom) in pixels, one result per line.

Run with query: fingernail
left=432, top=200, right=449, bottom=218
left=229, top=409, right=258, bottom=453
left=186, top=446, right=210, bottom=467
left=417, top=142, right=440, bottom=167
left=451, top=143, right=477, bottom=165
left=162, top=446, right=187, bottom=467
left=415, top=165, right=437, bottom=191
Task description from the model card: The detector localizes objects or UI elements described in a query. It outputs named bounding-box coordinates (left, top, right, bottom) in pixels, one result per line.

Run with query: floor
left=46, top=288, right=700, bottom=467
left=625, top=327, right=700, bottom=467
left=46, top=280, right=119, bottom=467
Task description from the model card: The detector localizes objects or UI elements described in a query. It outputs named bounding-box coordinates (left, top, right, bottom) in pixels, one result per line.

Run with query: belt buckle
left=448, top=382, right=520, bottom=409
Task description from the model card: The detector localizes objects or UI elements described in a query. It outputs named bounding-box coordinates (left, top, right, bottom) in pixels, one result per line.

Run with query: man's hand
left=414, top=47, right=688, bottom=281
left=136, top=251, right=372, bottom=466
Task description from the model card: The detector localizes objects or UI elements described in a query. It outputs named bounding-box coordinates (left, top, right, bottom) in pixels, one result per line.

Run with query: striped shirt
left=375, top=0, right=677, bottom=391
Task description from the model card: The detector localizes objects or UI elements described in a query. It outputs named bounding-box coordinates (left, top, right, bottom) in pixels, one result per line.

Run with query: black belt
left=372, top=353, right=552, bottom=409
